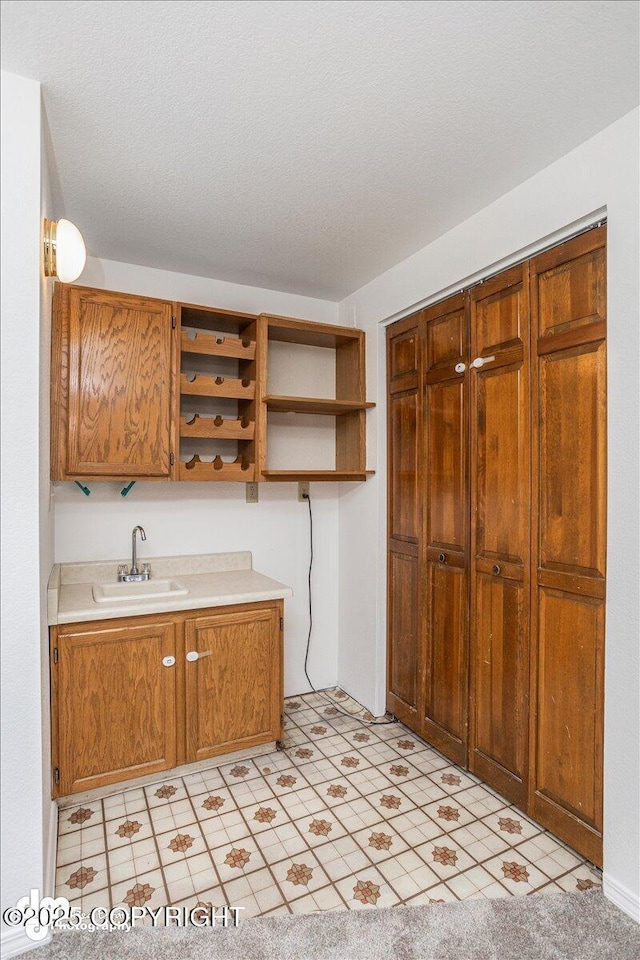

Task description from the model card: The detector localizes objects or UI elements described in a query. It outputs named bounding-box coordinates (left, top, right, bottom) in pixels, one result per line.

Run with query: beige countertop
left=48, top=551, right=293, bottom=625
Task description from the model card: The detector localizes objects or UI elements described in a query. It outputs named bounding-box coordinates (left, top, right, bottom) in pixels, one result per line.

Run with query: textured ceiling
left=2, top=0, right=638, bottom=299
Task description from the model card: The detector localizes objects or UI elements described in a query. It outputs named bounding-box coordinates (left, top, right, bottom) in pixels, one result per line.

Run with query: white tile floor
left=55, top=689, right=601, bottom=919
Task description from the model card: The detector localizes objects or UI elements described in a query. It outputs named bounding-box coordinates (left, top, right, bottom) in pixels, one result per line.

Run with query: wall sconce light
left=43, top=218, right=86, bottom=282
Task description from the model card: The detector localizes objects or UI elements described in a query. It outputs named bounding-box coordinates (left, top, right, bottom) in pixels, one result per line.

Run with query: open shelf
left=179, top=454, right=255, bottom=481
left=181, top=329, right=256, bottom=361
left=180, top=373, right=255, bottom=400
left=260, top=314, right=374, bottom=480
left=264, top=395, right=375, bottom=415
left=179, top=414, right=254, bottom=441
left=178, top=303, right=263, bottom=482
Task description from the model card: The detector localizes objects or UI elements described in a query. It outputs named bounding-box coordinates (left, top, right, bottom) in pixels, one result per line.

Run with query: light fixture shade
left=43, top=218, right=86, bottom=282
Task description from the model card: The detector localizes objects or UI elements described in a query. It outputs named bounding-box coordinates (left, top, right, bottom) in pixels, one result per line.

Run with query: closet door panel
left=538, top=342, right=606, bottom=579
left=470, top=267, right=530, bottom=806
left=421, top=294, right=469, bottom=763
left=427, top=379, right=465, bottom=550
left=388, top=551, right=419, bottom=711
left=530, top=225, right=606, bottom=866
left=473, top=573, right=528, bottom=803
left=387, top=314, right=422, bottom=729
left=475, top=365, right=528, bottom=563
left=534, top=589, right=604, bottom=830
left=389, top=390, right=419, bottom=543
left=423, top=561, right=467, bottom=760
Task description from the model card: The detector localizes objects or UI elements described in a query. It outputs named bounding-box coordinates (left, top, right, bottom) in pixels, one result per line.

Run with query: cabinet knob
left=162, top=656, right=176, bottom=667
left=438, top=553, right=446, bottom=563
left=492, top=564, right=501, bottom=576
left=454, top=362, right=466, bottom=374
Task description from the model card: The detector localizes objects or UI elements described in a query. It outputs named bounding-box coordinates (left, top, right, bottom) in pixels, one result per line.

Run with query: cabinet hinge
left=53, top=647, right=59, bottom=664
left=171, top=316, right=177, bottom=329
left=170, top=452, right=175, bottom=466
left=53, top=767, right=60, bottom=785
left=279, top=617, right=284, bottom=631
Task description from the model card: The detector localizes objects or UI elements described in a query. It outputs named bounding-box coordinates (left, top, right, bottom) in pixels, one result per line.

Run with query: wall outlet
left=298, top=481, right=310, bottom=502
left=245, top=482, right=259, bottom=503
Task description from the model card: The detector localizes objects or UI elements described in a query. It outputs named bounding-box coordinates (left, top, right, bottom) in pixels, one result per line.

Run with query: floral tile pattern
left=56, top=687, right=601, bottom=923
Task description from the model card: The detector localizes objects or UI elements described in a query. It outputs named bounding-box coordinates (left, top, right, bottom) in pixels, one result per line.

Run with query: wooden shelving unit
left=50, top=284, right=373, bottom=485
left=177, top=304, right=264, bottom=482
left=259, top=314, right=375, bottom=481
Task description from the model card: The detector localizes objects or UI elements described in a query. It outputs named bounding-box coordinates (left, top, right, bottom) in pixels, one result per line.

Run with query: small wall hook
left=73, top=481, right=91, bottom=496
left=120, top=481, right=136, bottom=497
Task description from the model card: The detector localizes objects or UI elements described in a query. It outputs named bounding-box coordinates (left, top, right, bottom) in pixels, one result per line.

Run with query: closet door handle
left=438, top=553, right=447, bottom=563
left=492, top=564, right=501, bottom=576
left=471, top=355, right=496, bottom=369
left=454, top=362, right=466, bottom=374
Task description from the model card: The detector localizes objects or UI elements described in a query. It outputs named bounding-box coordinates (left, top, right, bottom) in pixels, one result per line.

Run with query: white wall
left=39, top=94, right=57, bottom=909
left=1, top=70, right=51, bottom=954
left=337, top=107, right=640, bottom=919
left=53, top=257, right=342, bottom=696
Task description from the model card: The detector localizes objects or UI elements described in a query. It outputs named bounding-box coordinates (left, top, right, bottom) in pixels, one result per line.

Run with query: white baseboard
left=44, top=800, right=58, bottom=897
left=604, top=873, right=640, bottom=923
left=0, top=925, right=50, bottom=959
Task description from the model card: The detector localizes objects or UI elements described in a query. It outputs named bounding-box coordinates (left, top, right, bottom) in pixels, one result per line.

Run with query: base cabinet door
left=184, top=603, right=283, bottom=762
left=53, top=619, right=177, bottom=797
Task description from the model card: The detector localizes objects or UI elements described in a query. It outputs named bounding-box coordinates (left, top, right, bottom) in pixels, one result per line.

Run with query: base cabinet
left=51, top=600, right=284, bottom=798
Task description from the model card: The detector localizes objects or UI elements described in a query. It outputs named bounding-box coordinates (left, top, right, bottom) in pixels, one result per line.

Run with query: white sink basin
left=92, top=579, right=190, bottom=604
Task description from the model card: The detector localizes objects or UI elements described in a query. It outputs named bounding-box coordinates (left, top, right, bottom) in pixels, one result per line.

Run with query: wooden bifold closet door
left=469, top=264, right=531, bottom=809
left=421, top=294, right=470, bottom=765
left=386, top=226, right=606, bottom=866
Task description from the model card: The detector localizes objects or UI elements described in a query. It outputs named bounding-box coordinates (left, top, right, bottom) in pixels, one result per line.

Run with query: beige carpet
left=31, top=890, right=639, bottom=959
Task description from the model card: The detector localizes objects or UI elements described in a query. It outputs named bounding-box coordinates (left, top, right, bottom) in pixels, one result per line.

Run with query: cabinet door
left=53, top=619, right=177, bottom=797
left=529, top=227, right=606, bottom=866
left=469, top=265, right=531, bottom=808
left=185, top=604, right=282, bottom=761
left=421, top=293, right=469, bottom=765
left=386, top=314, right=422, bottom=729
left=61, top=286, right=174, bottom=478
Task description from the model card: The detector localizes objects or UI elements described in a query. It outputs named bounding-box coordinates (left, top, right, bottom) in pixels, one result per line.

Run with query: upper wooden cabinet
left=52, top=285, right=176, bottom=480
left=51, top=285, right=374, bottom=482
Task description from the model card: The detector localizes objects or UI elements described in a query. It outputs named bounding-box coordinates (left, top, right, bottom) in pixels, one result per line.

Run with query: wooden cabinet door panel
left=55, top=620, right=177, bottom=796
left=185, top=606, right=281, bottom=761
left=470, top=267, right=530, bottom=805
left=67, top=287, right=173, bottom=477
left=388, top=550, right=420, bottom=724
left=421, top=294, right=469, bottom=762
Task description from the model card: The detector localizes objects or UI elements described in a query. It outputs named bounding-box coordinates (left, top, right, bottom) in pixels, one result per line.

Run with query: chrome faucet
left=117, top=526, right=151, bottom=582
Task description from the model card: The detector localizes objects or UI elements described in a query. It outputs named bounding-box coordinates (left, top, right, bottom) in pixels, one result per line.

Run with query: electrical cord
left=301, top=491, right=394, bottom=726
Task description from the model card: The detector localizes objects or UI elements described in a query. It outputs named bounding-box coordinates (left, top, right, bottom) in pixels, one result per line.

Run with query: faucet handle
left=142, top=563, right=152, bottom=577
left=117, top=564, right=127, bottom=581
